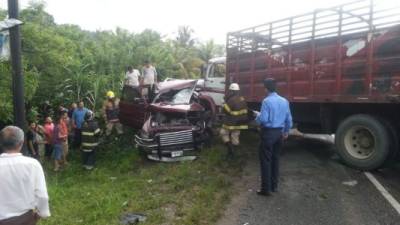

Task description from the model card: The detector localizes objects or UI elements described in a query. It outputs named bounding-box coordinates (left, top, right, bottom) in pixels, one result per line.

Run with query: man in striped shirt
left=220, top=83, right=248, bottom=159
left=81, top=110, right=101, bottom=170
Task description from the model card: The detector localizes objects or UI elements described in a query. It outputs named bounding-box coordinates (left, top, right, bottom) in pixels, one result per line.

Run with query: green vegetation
left=0, top=2, right=224, bottom=123
left=39, top=131, right=254, bottom=225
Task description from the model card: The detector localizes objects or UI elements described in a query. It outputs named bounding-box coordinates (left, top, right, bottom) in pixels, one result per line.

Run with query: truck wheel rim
left=344, top=126, right=375, bottom=160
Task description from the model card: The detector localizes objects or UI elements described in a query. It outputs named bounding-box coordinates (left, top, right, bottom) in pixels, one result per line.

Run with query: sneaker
left=86, top=166, right=94, bottom=170
left=256, top=190, right=271, bottom=196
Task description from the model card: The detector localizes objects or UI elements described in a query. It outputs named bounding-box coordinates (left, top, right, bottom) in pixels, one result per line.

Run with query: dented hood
left=148, top=102, right=204, bottom=113
left=157, top=79, right=198, bottom=94
left=149, top=79, right=203, bottom=113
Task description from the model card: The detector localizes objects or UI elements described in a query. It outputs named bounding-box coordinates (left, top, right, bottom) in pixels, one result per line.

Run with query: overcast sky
left=0, top=0, right=398, bottom=43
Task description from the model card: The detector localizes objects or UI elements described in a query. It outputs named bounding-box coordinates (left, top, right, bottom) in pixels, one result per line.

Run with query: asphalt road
left=217, top=136, right=400, bottom=225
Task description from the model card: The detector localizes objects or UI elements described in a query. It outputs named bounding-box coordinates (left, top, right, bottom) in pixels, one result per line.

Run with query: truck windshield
left=209, top=63, right=226, bottom=78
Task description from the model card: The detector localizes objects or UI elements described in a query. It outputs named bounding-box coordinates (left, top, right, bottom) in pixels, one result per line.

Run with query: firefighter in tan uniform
left=220, top=83, right=248, bottom=158
left=102, top=91, right=123, bottom=136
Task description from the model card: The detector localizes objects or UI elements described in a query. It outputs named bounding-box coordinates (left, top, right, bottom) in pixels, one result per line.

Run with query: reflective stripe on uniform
left=94, top=128, right=101, bottom=134
left=82, top=142, right=99, bottom=147
left=222, top=124, right=248, bottom=130
left=82, top=132, right=95, bottom=136
left=223, top=104, right=248, bottom=116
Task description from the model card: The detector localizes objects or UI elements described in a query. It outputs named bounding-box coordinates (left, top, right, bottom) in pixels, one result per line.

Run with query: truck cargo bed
left=227, top=0, right=400, bottom=104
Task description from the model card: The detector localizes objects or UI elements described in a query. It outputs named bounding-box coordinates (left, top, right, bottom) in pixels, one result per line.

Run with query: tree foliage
left=0, top=3, right=225, bottom=123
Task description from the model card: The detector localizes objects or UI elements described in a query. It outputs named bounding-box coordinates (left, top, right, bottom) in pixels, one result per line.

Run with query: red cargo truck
left=226, top=0, right=400, bottom=170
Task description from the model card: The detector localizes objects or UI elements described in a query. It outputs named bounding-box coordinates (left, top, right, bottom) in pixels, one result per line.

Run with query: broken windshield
left=170, top=88, right=192, bottom=104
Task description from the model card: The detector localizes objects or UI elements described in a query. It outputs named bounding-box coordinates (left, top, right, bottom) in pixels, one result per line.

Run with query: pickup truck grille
left=158, top=130, right=193, bottom=146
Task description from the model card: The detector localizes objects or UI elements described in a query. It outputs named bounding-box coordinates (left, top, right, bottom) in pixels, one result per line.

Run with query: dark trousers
left=259, top=128, right=283, bottom=192
left=74, top=129, right=82, bottom=148
left=0, top=210, right=37, bottom=225
left=143, top=84, right=155, bottom=100
left=82, top=150, right=95, bottom=166
left=45, top=144, right=53, bottom=158
left=29, top=149, right=40, bottom=160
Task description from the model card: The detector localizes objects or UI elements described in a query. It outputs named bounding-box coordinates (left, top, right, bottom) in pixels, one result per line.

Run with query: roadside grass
left=39, top=131, right=258, bottom=225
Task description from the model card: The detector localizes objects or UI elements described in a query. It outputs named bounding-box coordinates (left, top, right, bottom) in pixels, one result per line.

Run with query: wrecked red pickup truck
left=119, top=79, right=216, bottom=161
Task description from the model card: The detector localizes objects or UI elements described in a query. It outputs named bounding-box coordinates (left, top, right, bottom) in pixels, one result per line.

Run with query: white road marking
left=365, top=172, right=400, bottom=215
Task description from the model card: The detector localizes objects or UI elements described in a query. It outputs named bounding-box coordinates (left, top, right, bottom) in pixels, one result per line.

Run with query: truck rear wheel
left=379, top=118, right=399, bottom=166
left=335, top=114, right=390, bottom=170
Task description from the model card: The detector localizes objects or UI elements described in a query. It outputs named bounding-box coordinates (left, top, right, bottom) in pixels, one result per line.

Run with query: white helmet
left=229, top=83, right=240, bottom=91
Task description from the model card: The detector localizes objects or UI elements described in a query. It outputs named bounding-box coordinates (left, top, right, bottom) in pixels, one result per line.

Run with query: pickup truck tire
left=335, top=114, right=390, bottom=170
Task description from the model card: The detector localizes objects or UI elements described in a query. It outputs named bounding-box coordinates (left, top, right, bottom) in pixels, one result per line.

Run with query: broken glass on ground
left=120, top=213, right=147, bottom=225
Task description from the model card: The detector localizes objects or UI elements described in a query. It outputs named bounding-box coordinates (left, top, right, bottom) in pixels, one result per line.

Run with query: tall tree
left=176, top=26, right=196, bottom=48
left=197, top=40, right=225, bottom=62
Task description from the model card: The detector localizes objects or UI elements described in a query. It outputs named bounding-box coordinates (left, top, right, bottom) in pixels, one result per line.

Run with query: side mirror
left=200, top=64, right=207, bottom=78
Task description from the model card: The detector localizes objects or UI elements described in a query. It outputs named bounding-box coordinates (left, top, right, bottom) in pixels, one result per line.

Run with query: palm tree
left=198, top=40, right=225, bottom=62
left=176, top=26, right=196, bottom=48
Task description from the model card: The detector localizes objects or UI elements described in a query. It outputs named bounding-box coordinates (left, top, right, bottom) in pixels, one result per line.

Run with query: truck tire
left=379, top=118, right=399, bottom=166
left=335, top=114, right=390, bottom=170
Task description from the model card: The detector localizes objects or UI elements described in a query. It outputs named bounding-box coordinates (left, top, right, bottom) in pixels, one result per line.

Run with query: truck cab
left=201, top=57, right=226, bottom=107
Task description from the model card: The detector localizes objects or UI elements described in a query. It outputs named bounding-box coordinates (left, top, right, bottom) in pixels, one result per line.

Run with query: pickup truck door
left=203, top=62, right=226, bottom=106
left=119, top=86, right=149, bottom=129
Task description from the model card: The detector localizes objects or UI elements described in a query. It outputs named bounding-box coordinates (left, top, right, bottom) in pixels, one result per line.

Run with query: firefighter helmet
left=84, top=110, right=94, bottom=121
left=229, top=83, right=240, bottom=91
left=106, top=91, right=115, bottom=98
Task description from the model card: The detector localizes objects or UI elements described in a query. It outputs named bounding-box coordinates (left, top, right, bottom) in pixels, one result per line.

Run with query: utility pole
left=8, top=0, right=25, bottom=129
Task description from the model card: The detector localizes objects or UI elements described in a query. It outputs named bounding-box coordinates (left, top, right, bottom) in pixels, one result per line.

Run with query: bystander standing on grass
left=52, top=111, right=69, bottom=172
left=42, top=117, right=54, bottom=162
left=27, top=122, right=40, bottom=160
left=72, top=101, right=89, bottom=148
left=0, top=126, right=51, bottom=224
left=60, top=109, right=70, bottom=166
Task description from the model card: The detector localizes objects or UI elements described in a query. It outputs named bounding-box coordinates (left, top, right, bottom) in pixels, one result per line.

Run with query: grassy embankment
left=39, top=131, right=257, bottom=225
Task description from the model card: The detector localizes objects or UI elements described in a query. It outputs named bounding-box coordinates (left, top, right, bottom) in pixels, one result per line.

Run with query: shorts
left=53, top=144, right=63, bottom=160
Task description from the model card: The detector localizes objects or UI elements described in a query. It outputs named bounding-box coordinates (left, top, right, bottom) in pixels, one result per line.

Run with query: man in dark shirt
left=27, top=122, right=39, bottom=160
left=67, top=103, right=77, bottom=119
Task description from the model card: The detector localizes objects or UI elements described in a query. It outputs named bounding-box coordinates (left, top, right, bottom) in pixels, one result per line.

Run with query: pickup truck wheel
left=335, top=114, right=390, bottom=170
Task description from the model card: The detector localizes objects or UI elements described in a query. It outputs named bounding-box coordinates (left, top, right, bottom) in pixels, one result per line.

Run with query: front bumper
left=135, top=129, right=200, bottom=161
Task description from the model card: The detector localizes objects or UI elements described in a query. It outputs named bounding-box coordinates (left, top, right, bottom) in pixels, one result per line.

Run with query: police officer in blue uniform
left=255, top=78, right=293, bottom=196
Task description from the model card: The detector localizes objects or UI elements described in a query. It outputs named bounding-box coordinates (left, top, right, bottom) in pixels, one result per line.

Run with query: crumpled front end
left=135, top=109, right=211, bottom=162
left=135, top=128, right=199, bottom=162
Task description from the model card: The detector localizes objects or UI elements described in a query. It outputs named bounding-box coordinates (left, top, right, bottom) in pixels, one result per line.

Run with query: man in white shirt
left=141, top=60, right=158, bottom=99
left=125, top=66, right=140, bottom=87
left=142, top=61, right=157, bottom=85
left=0, top=126, right=50, bottom=225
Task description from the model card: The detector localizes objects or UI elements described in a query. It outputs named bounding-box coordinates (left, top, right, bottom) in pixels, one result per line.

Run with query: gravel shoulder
left=217, top=137, right=400, bottom=225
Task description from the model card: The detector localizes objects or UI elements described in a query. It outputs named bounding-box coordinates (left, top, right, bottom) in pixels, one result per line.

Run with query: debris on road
left=318, top=193, right=328, bottom=200
left=342, top=180, right=358, bottom=187
left=120, top=213, right=147, bottom=225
